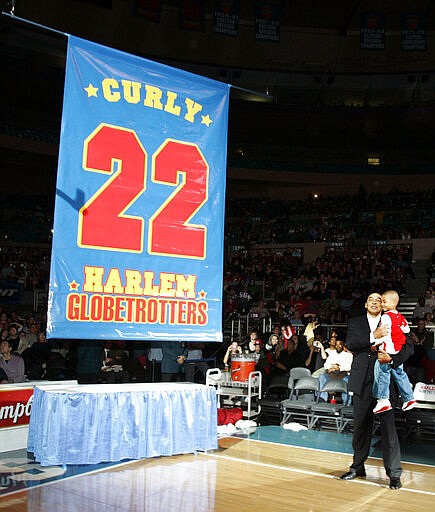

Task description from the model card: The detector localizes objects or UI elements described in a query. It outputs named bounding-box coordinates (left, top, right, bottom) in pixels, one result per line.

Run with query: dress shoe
left=389, top=477, right=402, bottom=490
left=340, top=469, right=366, bottom=480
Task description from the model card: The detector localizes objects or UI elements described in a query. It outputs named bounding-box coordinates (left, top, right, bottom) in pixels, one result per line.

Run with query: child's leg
left=373, top=360, right=393, bottom=413
left=373, top=359, right=391, bottom=399
left=390, top=364, right=414, bottom=402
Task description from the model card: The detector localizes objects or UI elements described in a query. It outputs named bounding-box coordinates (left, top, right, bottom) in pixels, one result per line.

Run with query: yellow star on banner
left=84, top=83, right=98, bottom=97
left=201, top=114, right=213, bottom=127
left=68, top=280, right=80, bottom=291
left=198, top=289, right=207, bottom=299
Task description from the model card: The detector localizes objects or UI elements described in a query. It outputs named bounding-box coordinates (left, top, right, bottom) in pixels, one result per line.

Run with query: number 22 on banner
left=77, top=124, right=208, bottom=259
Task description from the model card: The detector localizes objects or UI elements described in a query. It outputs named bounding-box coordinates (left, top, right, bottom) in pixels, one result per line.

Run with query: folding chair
left=320, top=378, right=350, bottom=405
left=309, top=379, right=348, bottom=432
left=264, top=372, right=290, bottom=400
left=288, top=367, right=312, bottom=400
left=281, top=377, right=320, bottom=428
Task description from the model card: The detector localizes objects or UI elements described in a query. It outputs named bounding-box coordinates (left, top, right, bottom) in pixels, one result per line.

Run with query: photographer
left=305, top=335, right=328, bottom=374
left=301, top=313, right=322, bottom=346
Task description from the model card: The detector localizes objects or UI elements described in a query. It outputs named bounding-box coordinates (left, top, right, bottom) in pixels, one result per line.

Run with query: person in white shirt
left=318, top=339, right=353, bottom=403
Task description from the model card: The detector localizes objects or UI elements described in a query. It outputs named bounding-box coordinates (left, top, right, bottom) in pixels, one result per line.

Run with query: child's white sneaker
left=373, top=399, right=392, bottom=414
left=402, top=399, right=417, bottom=411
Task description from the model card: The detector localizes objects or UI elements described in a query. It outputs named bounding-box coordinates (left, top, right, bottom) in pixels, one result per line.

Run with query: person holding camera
left=305, top=335, right=328, bottom=374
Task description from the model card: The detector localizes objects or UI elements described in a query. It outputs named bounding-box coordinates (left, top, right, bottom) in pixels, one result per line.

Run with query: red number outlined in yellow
left=78, top=124, right=147, bottom=253
left=148, top=139, right=208, bottom=260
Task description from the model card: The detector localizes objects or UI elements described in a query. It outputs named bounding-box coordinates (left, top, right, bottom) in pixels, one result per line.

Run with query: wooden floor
left=1, top=437, right=434, bottom=512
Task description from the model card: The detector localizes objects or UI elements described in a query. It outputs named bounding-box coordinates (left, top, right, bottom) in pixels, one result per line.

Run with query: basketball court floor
left=0, top=426, right=433, bottom=511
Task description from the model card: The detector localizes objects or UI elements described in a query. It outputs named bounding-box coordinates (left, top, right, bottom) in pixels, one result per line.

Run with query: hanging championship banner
left=48, top=36, right=230, bottom=342
left=179, top=0, right=205, bottom=32
left=360, top=13, right=385, bottom=50
left=133, top=0, right=162, bottom=23
left=401, top=13, right=426, bottom=51
left=213, top=0, right=240, bottom=37
left=254, top=1, right=280, bottom=42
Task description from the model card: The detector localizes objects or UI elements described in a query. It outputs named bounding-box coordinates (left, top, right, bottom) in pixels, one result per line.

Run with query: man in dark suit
left=161, top=341, right=188, bottom=382
left=340, top=293, right=413, bottom=490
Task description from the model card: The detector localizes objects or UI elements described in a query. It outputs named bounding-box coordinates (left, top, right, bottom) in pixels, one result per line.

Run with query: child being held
left=372, top=290, right=416, bottom=414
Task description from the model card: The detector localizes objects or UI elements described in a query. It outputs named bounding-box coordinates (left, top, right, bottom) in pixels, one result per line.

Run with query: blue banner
left=48, top=36, right=230, bottom=342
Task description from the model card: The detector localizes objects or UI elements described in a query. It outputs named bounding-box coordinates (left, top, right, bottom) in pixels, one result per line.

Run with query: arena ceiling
left=1, top=1, right=435, bottom=198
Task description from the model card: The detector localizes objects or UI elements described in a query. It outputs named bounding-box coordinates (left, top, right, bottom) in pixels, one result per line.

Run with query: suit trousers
left=351, top=382, right=402, bottom=478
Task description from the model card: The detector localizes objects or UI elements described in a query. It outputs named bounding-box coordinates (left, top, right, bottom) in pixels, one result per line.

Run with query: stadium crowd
left=0, top=187, right=434, bottom=386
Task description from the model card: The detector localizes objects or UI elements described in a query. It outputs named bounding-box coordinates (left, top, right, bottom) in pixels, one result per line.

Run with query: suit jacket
left=161, top=342, right=188, bottom=374
left=346, top=313, right=414, bottom=397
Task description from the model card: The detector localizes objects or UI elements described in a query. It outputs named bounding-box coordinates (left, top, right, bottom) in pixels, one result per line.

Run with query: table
left=28, top=382, right=217, bottom=466
left=0, top=380, right=78, bottom=452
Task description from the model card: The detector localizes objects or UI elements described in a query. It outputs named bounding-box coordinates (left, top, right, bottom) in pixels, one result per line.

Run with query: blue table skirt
left=28, top=382, right=217, bottom=466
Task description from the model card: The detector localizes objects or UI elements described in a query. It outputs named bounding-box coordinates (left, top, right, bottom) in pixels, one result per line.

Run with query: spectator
left=247, top=331, right=263, bottom=352
left=413, top=319, right=434, bottom=350
left=223, top=341, right=243, bottom=368
left=25, top=332, right=52, bottom=380
left=269, top=300, right=286, bottom=323
left=404, top=332, right=427, bottom=384
left=44, top=340, right=70, bottom=380
left=100, top=346, right=130, bottom=383
left=75, top=339, right=105, bottom=384
left=248, top=300, right=269, bottom=321
left=251, top=339, right=269, bottom=374
left=0, top=313, right=9, bottom=331
left=302, top=314, right=321, bottom=346
left=16, top=331, right=31, bottom=354
left=305, top=337, right=328, bottom=375
left=7, top=325, right=21, bottom=352
left=318, top=339, right=353, bottom=403
left=413, top=297, right=432, bottom=321
left=0, top=340, right=25, bottom=383
left=268, top=338, right=304, bottom=381
left=325, top=330, right=339, bottom=356
left=424, top=312, right=434, bottom=325
left=280, top=322, right=296, bottom=350
left=160, top=341, right=188, bottom=382
left=265, top=333, right=281, bottom=357
left=24, top=323, right=38, bottom=348
left=424, top=289, right=435, bottom=309
left=184, top=343, right=209, bottom=383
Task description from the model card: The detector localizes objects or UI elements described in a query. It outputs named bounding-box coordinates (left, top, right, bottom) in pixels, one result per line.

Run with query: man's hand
left=373, top=325, right=388, bottom=339
left=377, top=349, right=392, bottom=364
left=176, top=355, right=186, bottom=364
